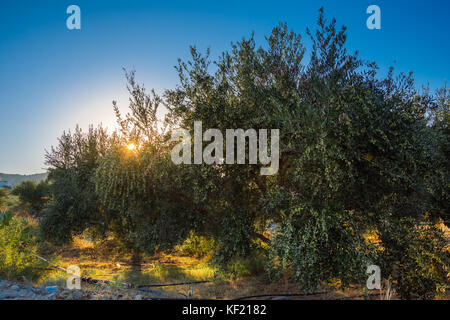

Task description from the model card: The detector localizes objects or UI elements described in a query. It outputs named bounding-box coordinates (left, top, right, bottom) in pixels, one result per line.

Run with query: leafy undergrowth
left=29, top=236, right=447, bottom=300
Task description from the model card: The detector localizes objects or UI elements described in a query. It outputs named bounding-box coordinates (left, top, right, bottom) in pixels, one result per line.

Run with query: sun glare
left=127, top=143, right=136, bottom=151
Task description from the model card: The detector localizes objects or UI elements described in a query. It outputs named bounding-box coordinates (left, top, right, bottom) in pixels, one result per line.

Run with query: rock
left=0, top=290, right=17, bottom=299
left=75, top=292, right=85, bottom=300
left=56, top=290, right=70, bottom=299
left=0, top=279, right=151, bottom=300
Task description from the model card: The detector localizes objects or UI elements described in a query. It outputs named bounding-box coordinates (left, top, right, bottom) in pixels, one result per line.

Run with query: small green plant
left=0, top=212, right=44, bottom=281
left=108, top=275, right=123, bottom=290
left=363, top=287, right=370, bottom=300
left=179, top=286, right=195, bottom=299
left=227, top=253, right=267, bottom=278
left=179, top=231, right=214, bottom=258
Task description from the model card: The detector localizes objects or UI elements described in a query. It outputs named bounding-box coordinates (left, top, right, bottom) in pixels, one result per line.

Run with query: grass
left=6, top=191, right=20, bottom=208
left=24, top=229, right=450, bottom=300
left=36, top=237, right=219, bottom=297
left=31, top=236, right=378, bottom=299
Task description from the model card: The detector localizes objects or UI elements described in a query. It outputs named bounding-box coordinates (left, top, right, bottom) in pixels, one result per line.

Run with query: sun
left=127, top=143, right=136, bottom=151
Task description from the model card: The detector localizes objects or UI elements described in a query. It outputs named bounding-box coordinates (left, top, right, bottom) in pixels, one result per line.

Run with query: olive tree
left=12, top=180, right=50, bottom=215
left=94, top=71, right=201, bottom=265
left=165, top=9, right=448, bottom=296
left=39, top=125, right=115, bottom=244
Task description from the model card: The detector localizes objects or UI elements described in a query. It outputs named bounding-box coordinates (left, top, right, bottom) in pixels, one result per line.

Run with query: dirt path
left=0, top=278, right=150, bottom=300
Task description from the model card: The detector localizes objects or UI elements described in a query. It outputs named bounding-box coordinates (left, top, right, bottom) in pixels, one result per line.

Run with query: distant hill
left=0, top=172, right=48, bottom=186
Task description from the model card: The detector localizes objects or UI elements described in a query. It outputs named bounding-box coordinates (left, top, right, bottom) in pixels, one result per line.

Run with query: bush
left=227, top=254, right=267, bottom=278
left=0, top=212, right=44, bottom=281
left=0, top=188, right=7, bottom=211
left=379, top=218, right=449, bottom=299
left=12, top=180, right=50, bottom=215
left=179, top=231, right=215, bottom=258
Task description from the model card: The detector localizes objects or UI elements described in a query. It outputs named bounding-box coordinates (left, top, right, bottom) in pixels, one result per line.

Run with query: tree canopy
left=12, top=180, right=50, bottom=215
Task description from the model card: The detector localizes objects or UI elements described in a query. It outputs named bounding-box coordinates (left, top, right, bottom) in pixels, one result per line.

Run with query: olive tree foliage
left=165, top=9, right=448, bottom=295
left=426, top=85, right=449, bottom=226
left=95, top=71, right=201, bottom=261
left=112, top=70, right=163, bottom=145
left=40, top=125, right=116, bottom=244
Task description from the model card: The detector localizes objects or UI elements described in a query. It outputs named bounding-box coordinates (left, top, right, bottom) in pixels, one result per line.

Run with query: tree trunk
left=131, top=247, right=142, bottom=272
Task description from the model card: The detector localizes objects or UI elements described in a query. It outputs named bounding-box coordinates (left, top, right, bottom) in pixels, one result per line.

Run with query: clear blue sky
left=0, top=0, right=449, bottom=174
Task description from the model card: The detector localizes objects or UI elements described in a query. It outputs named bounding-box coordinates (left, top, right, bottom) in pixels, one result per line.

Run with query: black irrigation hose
left=236, top=291, right=387, bottom=300
left=136, top=287, right=181, bottom=297
left=236, top=291, right=386, bottom=300
left=35, top=254, right=384, bottom=300
left=34, top=254, right=211, bottom=289
left=335, top=292, right=383, bottom=300
left=235, top=291, right=330, bottom=300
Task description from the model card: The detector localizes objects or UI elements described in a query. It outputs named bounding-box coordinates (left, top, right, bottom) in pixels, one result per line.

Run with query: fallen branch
left=253, top=232, right=271, bottom=244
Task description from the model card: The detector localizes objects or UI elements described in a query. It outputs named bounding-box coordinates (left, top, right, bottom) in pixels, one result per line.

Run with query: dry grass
left=35, top=234, right=449, bottom=300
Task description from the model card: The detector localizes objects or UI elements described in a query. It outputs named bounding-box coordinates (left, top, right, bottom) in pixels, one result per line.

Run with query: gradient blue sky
left=0, top=0, right=449, bottom=174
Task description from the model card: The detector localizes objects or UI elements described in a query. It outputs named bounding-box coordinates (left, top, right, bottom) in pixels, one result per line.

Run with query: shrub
left=12, top=180, right=50, bottom=215
left=0, top=212, right=44, bottom=281
left=227, top=254, right=267, bottom=278
left=179, top=231, right=215, bottom=258
left=378, top=217, right=449, bottom=299
left=0, top=188, right=8, bottom=211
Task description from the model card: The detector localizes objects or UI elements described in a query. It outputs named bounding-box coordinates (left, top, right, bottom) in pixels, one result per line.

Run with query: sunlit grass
left=32, top=234, right=449, bottom=300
